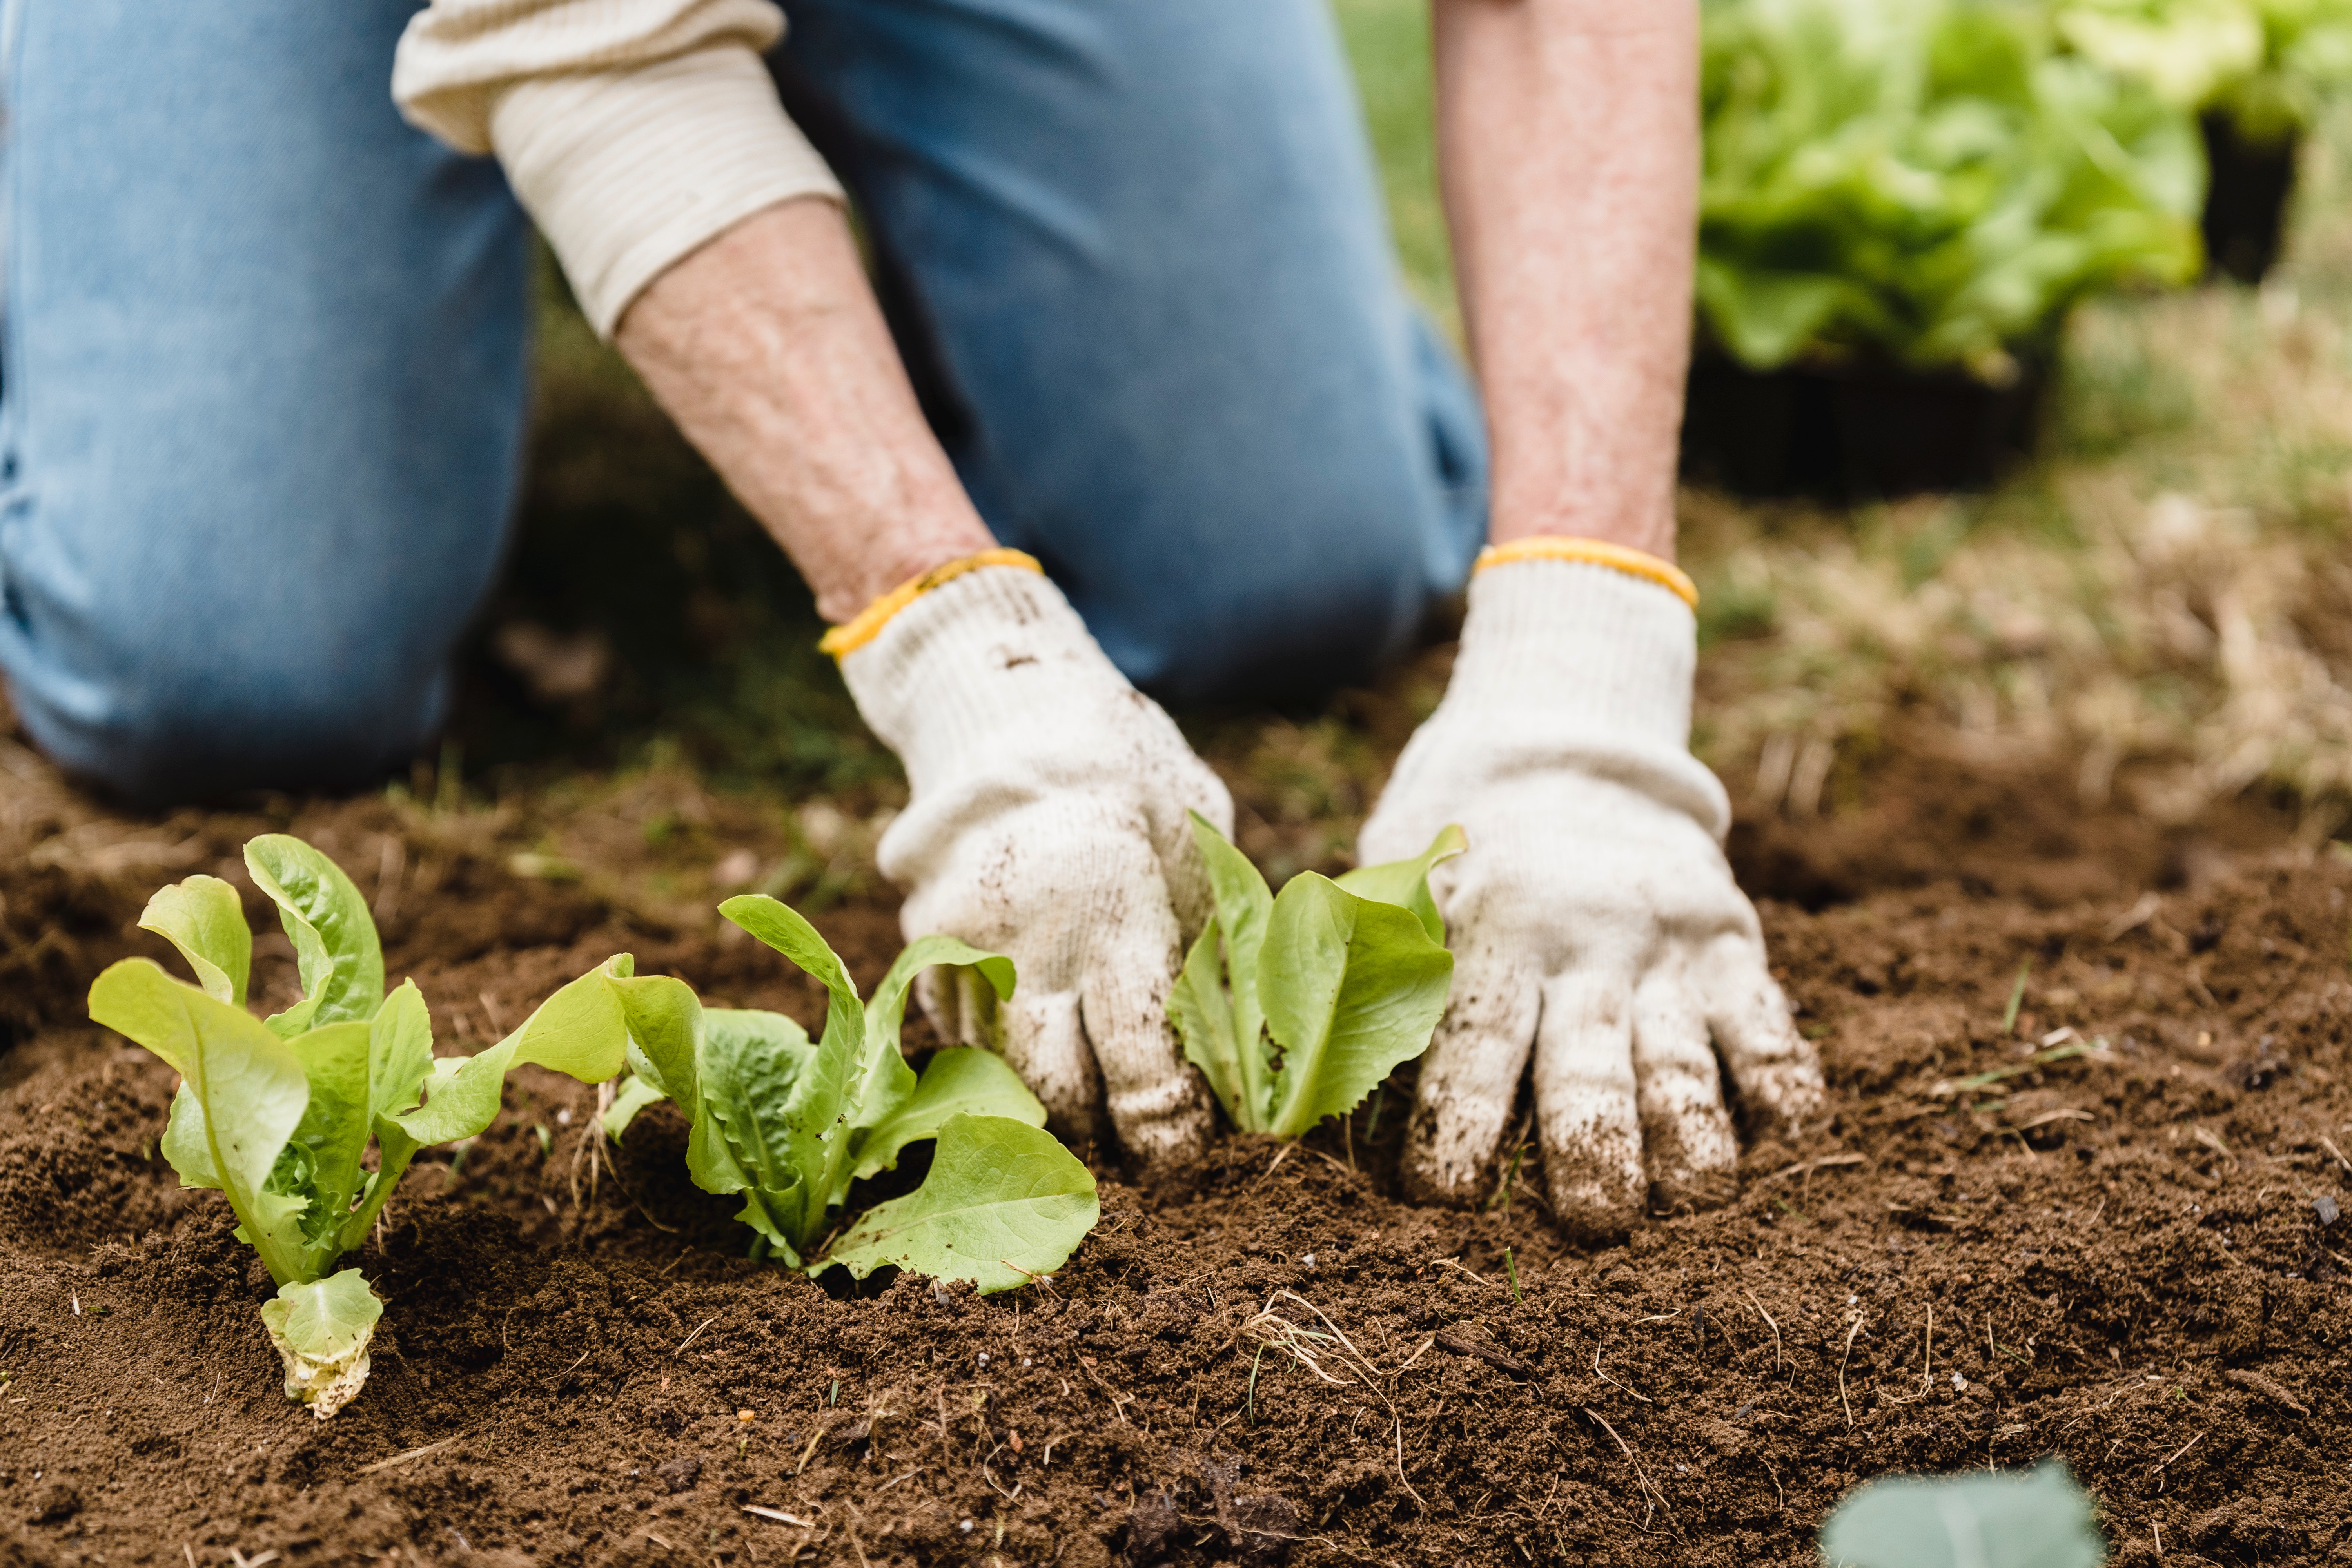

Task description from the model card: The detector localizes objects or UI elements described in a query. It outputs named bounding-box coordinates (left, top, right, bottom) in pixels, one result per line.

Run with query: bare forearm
left=1434, top=0, right=1697, bottom=559
left=613, top=199, right=996, bottom=623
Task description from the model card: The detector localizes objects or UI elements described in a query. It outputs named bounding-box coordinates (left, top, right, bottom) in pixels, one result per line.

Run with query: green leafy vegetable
left=89, top=835, right=630, bottom=1418
left=600, top=897, right=1094, bottom=1291
left=1170, top=815, right=1459, bottom=1139
left=1818, top=1460, right=2105, bottom=1568
left=1699, top=0, right=2203, bottom=376
left=825, top=1114, right=1102, bottom=1293
left=2053, top=0, right=2352, bottom=144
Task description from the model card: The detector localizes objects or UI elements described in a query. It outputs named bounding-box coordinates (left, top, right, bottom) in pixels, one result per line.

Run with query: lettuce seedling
left=1169, top=815, right=1461, bottom=1139
left=600, top=895, right=1098, bottom=1293
left=88, top=835, right=631, bottom=1418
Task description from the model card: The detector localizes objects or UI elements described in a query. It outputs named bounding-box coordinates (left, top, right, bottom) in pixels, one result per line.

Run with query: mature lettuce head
left=1699, top=0, right=2204, bottom=376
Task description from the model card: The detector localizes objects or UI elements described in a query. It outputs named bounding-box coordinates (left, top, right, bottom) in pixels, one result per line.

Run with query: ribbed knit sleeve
left=394, top=0, right=845, bottom=337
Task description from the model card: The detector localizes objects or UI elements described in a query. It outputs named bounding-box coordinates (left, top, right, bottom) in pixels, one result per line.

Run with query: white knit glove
left=1358, top=549, right=1825, bottom=1240
left=838, top=561, right=1229, bottom=1171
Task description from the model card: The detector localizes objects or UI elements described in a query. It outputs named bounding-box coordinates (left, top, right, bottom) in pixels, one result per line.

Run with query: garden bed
left=0, top=740, right=2346, bottom=1567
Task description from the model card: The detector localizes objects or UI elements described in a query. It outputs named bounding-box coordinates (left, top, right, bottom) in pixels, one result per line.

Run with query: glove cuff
left=1474, top=535, right=1697, bottom=608
left=837, top=563, right=1120, bottom=788
left=820, top=548, right=1045, bottom=659
left=1450, top=552, right=1700, bottom=753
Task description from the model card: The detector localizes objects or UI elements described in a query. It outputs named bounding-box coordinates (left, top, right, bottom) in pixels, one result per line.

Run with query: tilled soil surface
left=1, top=736, right=2347, bottom=1567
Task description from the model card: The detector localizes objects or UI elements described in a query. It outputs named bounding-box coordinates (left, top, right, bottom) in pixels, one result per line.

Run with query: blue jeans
left=0, top=0, right=1488, bottom=804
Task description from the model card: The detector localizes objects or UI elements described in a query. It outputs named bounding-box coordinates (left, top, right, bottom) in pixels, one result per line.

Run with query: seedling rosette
left=88, top=836, right=632, bottom=1417
left=601, top=895, right=1098, bottom=1292
left=1169, top=815, right=1461, bottom=1138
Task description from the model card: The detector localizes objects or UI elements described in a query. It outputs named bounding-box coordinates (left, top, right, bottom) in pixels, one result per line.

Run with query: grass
left=475, top=13, right=2352, bottom=856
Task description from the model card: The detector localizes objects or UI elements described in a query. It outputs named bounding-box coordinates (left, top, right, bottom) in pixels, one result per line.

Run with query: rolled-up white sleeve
left=394, top=0, right=845, bottom=338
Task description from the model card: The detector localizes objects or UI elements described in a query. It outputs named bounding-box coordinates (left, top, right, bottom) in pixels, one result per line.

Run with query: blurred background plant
left=1696, top=0, right=2203, bottom=378
left=2052, top=0, right=2352, bottom=148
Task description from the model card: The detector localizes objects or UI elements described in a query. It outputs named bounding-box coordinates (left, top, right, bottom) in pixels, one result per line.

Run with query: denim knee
left=0, top=0, right=531, bottom=807
left=1064, top=313, right=1491, bottom=707
left=7, top=621, right=448, bottom=808
left=1089, top=512, right=1433, bottom=707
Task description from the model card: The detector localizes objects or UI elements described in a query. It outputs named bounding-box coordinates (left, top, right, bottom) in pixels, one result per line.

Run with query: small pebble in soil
left=2318, top=1195, right=2341, bottom=1227
left=1300, top=1254, right=1316, bottom=1267
left=960, top=1520, right=974, bottom=1534
left=978, top=1352, right=989, bottom=1365
left=1021, top=1358, right=1031, bottom=1368
left=1952, top=1373, right=1968, bottom=1391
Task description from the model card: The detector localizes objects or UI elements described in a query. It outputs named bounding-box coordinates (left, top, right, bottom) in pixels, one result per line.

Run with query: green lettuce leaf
left=1180, top=812, right=1277, bottom=1129
left=245, top=836, right=384, bottom=1036
left=857, top=935, right=1016, bottom=1132
left=338, top=981, right=438, bottom=1253
left=280, top=1020, right=375, bottom=1257
left=1171, top=924, right=1251, bottom=1130
left=137, top=874, right=250, bottom=1007
left=89, top=959, right=312, bottom=1284
left=601, top=1073, right=670, bottom=1141
left=395, top=955, right=633, bottom=1146
left=695, top=1007, right=812, bottom=1257
left=820, top=1114, right=1098, bottom=1294
left=1260, top=877, right=1456, bottom=1140
left=1173, top=818, right=1459, bottom=1136
left=853, top=1048, right=1046, bottom=1180
left=719, top=895, right=868, bottom=1244
left=1334, top=823, right=1469, bottom=943
left=712, top=898, right=1027, bottom=1259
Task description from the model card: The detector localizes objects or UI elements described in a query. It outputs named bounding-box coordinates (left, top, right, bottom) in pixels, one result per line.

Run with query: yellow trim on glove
left=1474, top=535, right=1698, bottom=609
left=817, top=548, right=1044, bottom=659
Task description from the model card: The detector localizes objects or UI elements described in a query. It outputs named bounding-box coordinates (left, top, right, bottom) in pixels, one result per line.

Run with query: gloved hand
left=837, top=554, right=1229, bottom=1172
left=1357, top=541, right=1824, bottom=1240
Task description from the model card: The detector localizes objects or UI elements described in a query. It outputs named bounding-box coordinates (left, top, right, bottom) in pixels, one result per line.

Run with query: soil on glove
left=1, top=735, right=2347, bottom=1568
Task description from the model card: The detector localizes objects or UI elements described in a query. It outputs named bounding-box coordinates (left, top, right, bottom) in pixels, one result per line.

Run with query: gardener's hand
left=838, top=558, right=1227, bottom=1172
left=1357, top=546, right=1824, bottom=1240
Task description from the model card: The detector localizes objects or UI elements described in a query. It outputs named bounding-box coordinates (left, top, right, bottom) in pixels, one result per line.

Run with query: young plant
left=1169, top=815, right=1461, bottom=1139
left=88, top=835, right=632, bottom=1418
left=600, top=895, right=1098, bottom=1292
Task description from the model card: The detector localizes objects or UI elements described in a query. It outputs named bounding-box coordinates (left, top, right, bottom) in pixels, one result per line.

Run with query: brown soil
left=2, top=734, right=2347, bottom=1568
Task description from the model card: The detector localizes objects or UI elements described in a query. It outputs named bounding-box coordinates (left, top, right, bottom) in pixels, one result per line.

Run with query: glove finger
left=1404, top=935, right=1539, bottom=1207
left=1700, top=931, right=1826, bottom=1138
left=1001, top=985, right=1106, bottom=1150
left=1081, top=905, right=1211, bottom=1176
left=1629, top=958, right=1740, bottom=1217
left=1531, top=967, right=1645, bottom=1243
